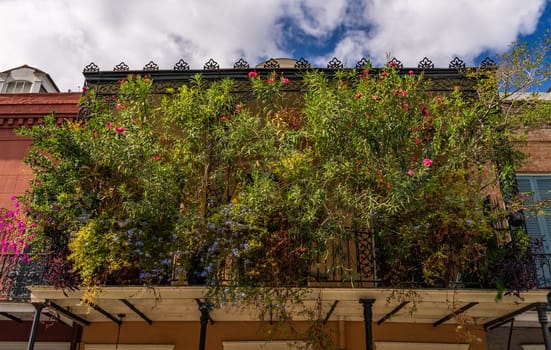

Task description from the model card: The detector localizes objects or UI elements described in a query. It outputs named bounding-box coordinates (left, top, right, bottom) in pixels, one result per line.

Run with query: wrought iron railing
left=0, top=254, right=48, bottom=300
left=533, top=254, right=551, bottom=289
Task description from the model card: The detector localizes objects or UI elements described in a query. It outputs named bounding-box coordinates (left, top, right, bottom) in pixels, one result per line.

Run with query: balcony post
left=359, top=298, right=376, bottom=350
left=536, top=303, right=551, bottom=350
left=26, top=303, right=44, bottom=350
left=196, top=300, right=213, bottom=350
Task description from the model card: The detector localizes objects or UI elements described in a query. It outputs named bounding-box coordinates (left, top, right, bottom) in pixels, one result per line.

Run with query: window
left=516, top=175, right=551, bottom=286
left=5, top=81, right=32, bottom=93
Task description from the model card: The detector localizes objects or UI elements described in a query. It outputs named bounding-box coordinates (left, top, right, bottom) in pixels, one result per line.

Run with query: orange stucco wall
left=0, top=129, right=31, bottom=210
left=80, top=321, right=487, bottom=350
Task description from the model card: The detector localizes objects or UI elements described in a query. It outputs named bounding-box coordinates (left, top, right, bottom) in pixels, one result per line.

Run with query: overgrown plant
left=2, top=40, right=551, bottom=347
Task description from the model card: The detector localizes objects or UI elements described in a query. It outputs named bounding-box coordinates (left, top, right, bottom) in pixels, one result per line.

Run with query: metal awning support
left=323, top=300, right=339, bottom=324
left=84, top=300, right=121, bottom=325
left=433, top=302, right=478, bottom=327
left=46, top=300, right=90, bottom=327
left=0, top=311, right=23, bottom=323
left=359, top=298, right=375, bottom=350
left=484, top=302, right=539, bottom=331
left=26, top=303, right=44, bottom=350
left=536, top=303, right=551, bottom=350
left=196, top=299, right=214, bottom=350
left=377, top=301, right=409, bottom=325
left=120, top=299, right=153, bottom=325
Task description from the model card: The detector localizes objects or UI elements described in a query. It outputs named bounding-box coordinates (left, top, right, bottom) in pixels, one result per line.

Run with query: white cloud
left=331, top=0, right=547, bottom=67
left=0, top=0, right=546, bottom=91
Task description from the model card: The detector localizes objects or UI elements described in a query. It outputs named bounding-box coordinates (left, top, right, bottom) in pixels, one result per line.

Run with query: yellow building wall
left=80, top=321, right=487, bottom=350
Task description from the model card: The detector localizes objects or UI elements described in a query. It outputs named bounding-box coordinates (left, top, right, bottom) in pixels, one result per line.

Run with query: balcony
left=0, top=253, right=48, bottom=301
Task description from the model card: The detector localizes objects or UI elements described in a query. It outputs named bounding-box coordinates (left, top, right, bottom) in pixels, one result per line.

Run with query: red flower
left=116, top=103, right=123, bottom=110
left=372, top=95, right=381, bottom=101
left=363, top=69, right=369, bottom=75
left=381, top=71, right=388, bottom=77
left=282, top=77, right=290, bottom=84
left=422, top=158, right=433, bottom=167
left=354, top=92, right=362, bottom=99
left=408, top=70, right=414, bottom=75
left=248, top=71, right=258, bottom=78
left=267, top=77, right=275, bottom=84
left=107, top=122, right=113, bottom=129
left=421, top=106, right=430, bottom=116
left=389, top=62, right=397, bottom=68
left=236, top=104, right=243, bottom=110
left=115, top=127, right=126, bottom=134
left=151, top=155, right=161, bottom=161
left=414, top=137, right=421, bottom=144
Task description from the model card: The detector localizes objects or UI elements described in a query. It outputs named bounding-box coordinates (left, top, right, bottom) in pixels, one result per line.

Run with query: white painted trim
left=85, top=345, right=174, bottom=350
left=375, top=342, right=469, bottom=350
left=522, top=345, right=545, bottom=350
left=0, top=342, right=70, bottom=350
left=222, top=341, right=306, bottom=350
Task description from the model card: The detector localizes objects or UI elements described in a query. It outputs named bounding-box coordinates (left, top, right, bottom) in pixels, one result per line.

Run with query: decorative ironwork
left=83, top=62, right=99, bottom=73
left=263, top=58, right=280, bottom=68
left=0, top=254, right=48, bottom=300
left=480, top=57, right=497, bottom=68
left=233, top=58, right=249, bottom=69
left=143, top=61, right=159, bottom=71
left=387, top=57, right=403, bottom=68
left=449, top=57, right=466, bottom=69
left=327, top=57, right=344, bottom=69
left=417, top=57, right=434, bottom=69
left=295, top=57, right=311, bottom=69
left=203, top=58, right=219, bottom=71
left=113, top=62, right=130, bottom=71
left=356, top=57, right=371, bottom=69
left=173, top=59, right=190, bottom=71
left=355, top=230, right=377, bottom=287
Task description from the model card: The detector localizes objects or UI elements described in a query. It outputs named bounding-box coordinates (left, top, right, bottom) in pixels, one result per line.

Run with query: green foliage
left=8, top=42, right=551, bottom=346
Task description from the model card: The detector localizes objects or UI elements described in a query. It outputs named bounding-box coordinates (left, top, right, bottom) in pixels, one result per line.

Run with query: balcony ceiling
left=26, top=287, right=550, bottom=329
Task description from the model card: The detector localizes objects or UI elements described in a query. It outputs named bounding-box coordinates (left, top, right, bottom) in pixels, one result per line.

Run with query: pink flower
left=414, top=137, right=421, bottom=144
left=408, top=70, right=414, bottom=75
left=407, top=169, right=414, bottom=176
left=220, top=116, right=229, bottom=122
left=248, top=71, right=258, bottom=78
left=389, top=62, right=397, bottom=68
left=115, top=127, right=126, bottom=134
left=236, top=104, right=243, bottom=110
left=151, top=155, right=161, bottom=161
left=363, top=69, right=369, bottom=75
left=282, top=77, right=290, bottom=84
left=354, top=92, right=362, bottom=99
left=381, top=71, right=388, bottom=77
left=267, top=77, right=275, bottom=84
left=372, top=95, right=380, bottom=101
left=422, top=158, right=433, bottom=167
left=116, top=103, right=123, bottom=110
left=400, top=91, right=407, bottom=97
left=107, top=122, right=113, bottom=129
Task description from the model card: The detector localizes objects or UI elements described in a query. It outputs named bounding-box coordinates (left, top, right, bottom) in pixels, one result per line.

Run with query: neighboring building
left=23, top=58, right=551, bottom=350
left=0, top=66, right=81, bottom=350
left=0, top=65, right=60, bottom=94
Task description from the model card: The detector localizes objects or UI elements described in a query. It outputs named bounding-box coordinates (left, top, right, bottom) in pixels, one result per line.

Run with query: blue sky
left=1, top=0, right=549, bottom=91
